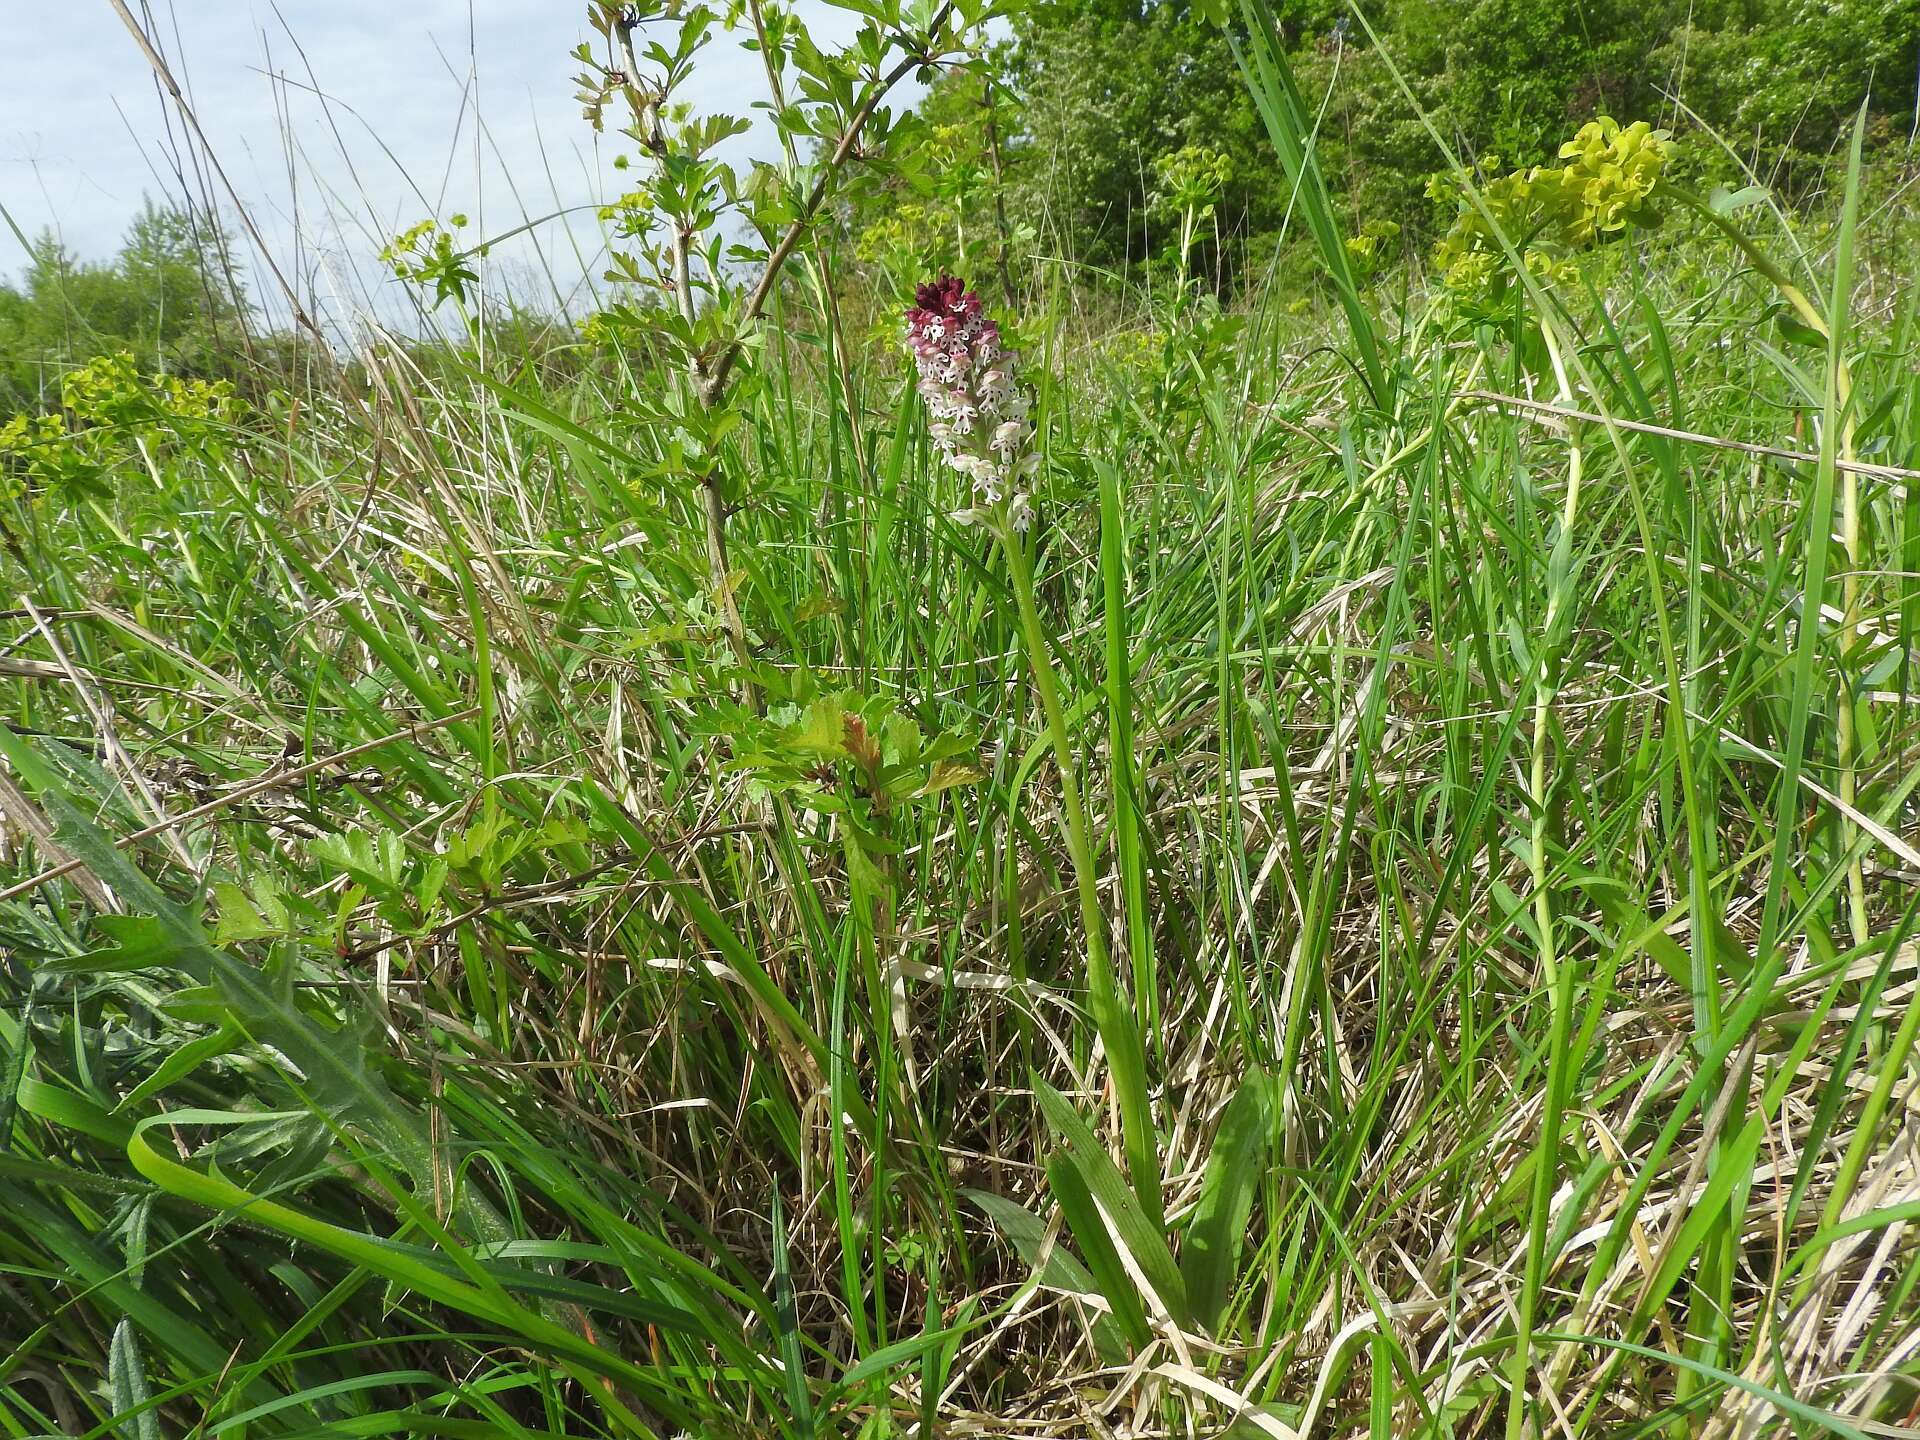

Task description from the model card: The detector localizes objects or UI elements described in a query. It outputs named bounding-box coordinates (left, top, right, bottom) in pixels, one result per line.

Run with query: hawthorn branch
left=674, top=4, right=955, bottom=703
left=700, top=6, right=956, bottom=407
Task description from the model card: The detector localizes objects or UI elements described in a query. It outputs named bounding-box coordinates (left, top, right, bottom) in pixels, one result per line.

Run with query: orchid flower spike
left=905, top=276, right=1037, bottom=530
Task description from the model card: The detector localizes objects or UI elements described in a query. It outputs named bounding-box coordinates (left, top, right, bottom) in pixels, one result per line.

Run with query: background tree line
left=854, top=0, right=1920, bottom=284
left=7, top=0, right=1916, bottom=417
left=0, top=202, right=260, bottom=415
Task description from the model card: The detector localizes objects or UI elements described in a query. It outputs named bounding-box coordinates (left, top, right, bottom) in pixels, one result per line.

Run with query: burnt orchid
left=905, top=276, right=1035, bottom=530
left=901, top=277, right=1157, bottom=1217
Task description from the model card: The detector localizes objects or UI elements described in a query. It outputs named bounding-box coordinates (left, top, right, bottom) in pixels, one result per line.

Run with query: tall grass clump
left=2, top=2, right=1919, bottom=1437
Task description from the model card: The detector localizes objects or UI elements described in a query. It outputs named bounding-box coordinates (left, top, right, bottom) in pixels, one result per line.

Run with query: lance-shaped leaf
left=1181, top=1069, right=1274, bottom=1333
left=1033, top=1073, right=1188, bottom=1331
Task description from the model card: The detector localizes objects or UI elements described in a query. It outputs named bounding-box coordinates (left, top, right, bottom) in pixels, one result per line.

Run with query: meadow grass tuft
left=3, top=10, right=1920, bottom=1438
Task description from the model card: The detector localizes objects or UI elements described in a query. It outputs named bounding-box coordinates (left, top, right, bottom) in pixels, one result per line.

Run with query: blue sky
left=1, top=1, right=890, bottom=321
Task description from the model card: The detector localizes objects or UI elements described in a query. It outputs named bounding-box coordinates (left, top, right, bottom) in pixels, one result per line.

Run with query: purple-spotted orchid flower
left=905, top=276, right=1035, bottom=530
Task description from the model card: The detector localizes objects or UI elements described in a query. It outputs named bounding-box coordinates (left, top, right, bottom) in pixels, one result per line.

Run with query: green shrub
left=0, top=202, right=250, bottom=415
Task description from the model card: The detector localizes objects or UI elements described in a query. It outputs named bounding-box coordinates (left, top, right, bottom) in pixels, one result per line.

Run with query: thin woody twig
left=340, top=849, right=642, bottom=963
left=701, top=5, right=956, bottom=405
left=1459, top=389, right=1920, bottom=487
left=0, top=706, right=482, bottom=906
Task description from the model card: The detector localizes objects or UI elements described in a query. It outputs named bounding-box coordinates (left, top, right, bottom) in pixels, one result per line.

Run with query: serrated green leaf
left=213, top=881, right=280, bottom=944
left=32, top=791, right=441, bottom=1198
left=115, top=1022, right=243, bottom=1114
left=0, top=988, right=37, bottom=1153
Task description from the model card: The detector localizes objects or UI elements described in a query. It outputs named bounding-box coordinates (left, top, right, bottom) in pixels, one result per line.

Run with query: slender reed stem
left=1670, top=185, right=1867, bottom=943
left=999, top=522, right=1160, bottom=1221
left=1507, top=316, right=1583, bottom=1440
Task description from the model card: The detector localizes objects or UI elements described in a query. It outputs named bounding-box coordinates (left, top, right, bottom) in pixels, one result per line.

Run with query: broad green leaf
left=107, top=1319, right=163, bottom=1440
left=964, top=1187, right=1129, bottom=1364
left=1043, top=1154, right=1151, bottom=1352
left=1033, top=1074, right=1188, bottom=1329
left=1181, top=1069, right=1274, bottom=1333
left=213, top=880, right=282, bottom=944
